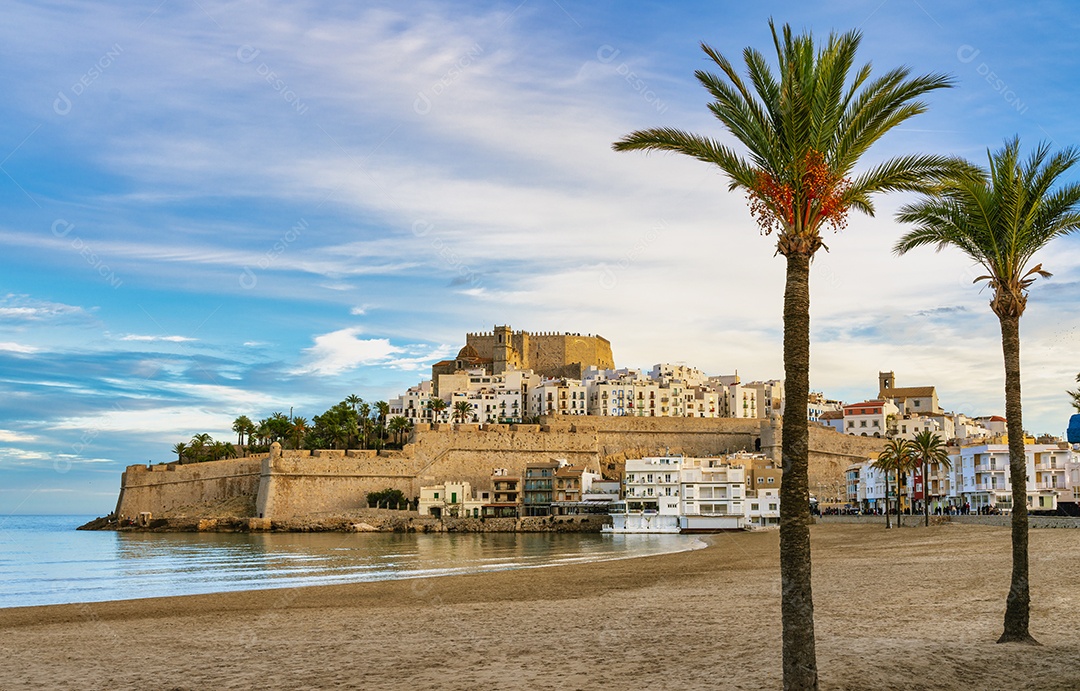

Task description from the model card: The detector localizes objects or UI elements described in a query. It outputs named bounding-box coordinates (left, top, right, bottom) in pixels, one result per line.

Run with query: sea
left=0, top=515, right=702, bottom=609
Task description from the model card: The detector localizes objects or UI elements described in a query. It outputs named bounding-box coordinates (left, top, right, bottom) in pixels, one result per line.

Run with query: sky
left=2, top=0, right=1079, bottom=515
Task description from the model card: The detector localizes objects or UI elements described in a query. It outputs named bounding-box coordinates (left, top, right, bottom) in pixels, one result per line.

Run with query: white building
left=609, top=456, right=683, bottom=532
left=745, top=487, right=780, bottom=527
left=530, top=378, right=588, bottom=418
left=680, top=459, right=746, bottom=530
left=418, top=481, right=489, bottom=518
left=842, top=400, right=900, bottom=438
left=955, top=443, right=1072, bottom=513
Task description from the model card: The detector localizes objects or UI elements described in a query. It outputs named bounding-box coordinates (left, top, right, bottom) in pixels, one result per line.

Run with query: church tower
left=878, top=371, right=894, bottom=399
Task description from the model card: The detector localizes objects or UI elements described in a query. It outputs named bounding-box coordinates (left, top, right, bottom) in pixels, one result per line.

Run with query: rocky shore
left=78, top=510, right=610, bottom=534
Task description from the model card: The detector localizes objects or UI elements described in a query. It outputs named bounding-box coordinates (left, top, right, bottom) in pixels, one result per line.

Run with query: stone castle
left=432, top=325, right=615, bottom=388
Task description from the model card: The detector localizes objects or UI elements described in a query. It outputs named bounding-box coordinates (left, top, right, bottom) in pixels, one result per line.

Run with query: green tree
left=171, top=441, right=187, bottom=463
left=232, top=415, right=252, bottom=446
left=896, top=137, right=1080, bottom=644
left=453, top=400, right=472, bottom=424
left=909, top=430, right=952, bottom=526
left=1068, top=373, right=1080, bottom=413
left=388, top=415, right=411, bottom=447
left=367, top=488, right=407, bottom=509
left=291, top=417, right=309, bottom=450
left=612, top=21, right=957, bottom=686
left=426, top=397, right=447, bottom=424
left=873, top=438, right=914, bottom=530
left=188, top=433, right=212, bottom=463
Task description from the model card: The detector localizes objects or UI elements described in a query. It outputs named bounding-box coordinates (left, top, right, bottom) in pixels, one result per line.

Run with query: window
left=767, top=477, right=775, bottom=484
left=433, top=492, right=439, bottom=499
left=769, top=503, right=778, bottom=511
left=751, top=503, right=759, bottom=511
left=860, top=420, right=867, bottom=427
left=914, top=400, right=921, bottom=407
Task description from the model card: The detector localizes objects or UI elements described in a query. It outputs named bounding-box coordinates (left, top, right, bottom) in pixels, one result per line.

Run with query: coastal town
left=388, top=327, right=1080, bottom=532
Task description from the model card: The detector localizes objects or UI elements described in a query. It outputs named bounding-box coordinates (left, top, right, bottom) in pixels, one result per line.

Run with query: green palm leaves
left=896, top=137, right=1080, bottom=318
left=614, top=20, right=958, bottom=257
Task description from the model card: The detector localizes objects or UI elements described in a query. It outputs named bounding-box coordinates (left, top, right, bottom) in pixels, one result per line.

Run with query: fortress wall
left=256, top=456, right=418, bottom=520
left=116, top=457, right=264, bottom=517
left=111, top=418, right=884, bottom=522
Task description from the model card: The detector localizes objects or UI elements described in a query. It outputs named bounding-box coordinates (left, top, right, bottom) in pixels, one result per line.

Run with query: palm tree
left=612, top=21, right=958, bottom=686
left=388, top=416, right=411, bottom=446
left=291, top=417, right=309, bottom=450
left=896, top=137, right=1080, bottom=645
left=357, top=402, right=371, bottom=448
left=453, top=400, right=472, bottom=424
left=426, top=397, right=447, bottom=424
left=171, top=442, right=187, bottom=463
left=873, top=438, right=913, bottom=530
left=232, top=415, right=253, bottom=446
left=188, top=433, right=212, bottom=463
left=1068, top=373, right=1080, bottom=412
left=345, top=394, right=362, bottom=413
left=909, top=430, right=952, bottom=526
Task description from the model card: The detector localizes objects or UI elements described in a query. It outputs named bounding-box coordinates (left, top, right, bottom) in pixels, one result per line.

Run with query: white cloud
left=0, top=295, right=87, bottom=321
left=121, top=334, right=198, bottom=343
left=0, top=430, right=37, bottom=443
left=291, top=328, right=403, bottom=376
left=0, top=342, right=38, bottom=354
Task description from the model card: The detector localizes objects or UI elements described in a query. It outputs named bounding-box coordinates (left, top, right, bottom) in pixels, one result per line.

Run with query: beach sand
left=1, top=522, right=1078, bottom=690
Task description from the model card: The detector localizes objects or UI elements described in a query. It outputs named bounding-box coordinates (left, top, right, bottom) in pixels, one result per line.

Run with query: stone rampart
left=115, top=456, right=264, bottom=517
left=110, top=417, right=883, bottom=525
left=256, top=455, right=419, bottom=520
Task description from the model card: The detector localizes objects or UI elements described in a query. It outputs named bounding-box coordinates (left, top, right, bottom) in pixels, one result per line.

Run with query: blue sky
left=2, top=0, right=1079, bottom=515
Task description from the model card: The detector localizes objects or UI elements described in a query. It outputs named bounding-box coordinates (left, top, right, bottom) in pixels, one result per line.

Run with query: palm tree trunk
left=779, top=252, right=818, bottom=690
left=884, top=474, right=891, bottom=529
left=896, top=470, right=903, bottom=527
left=924, top=458, right=930, bottom=527
left=997, top=313, right=1039, bottom=644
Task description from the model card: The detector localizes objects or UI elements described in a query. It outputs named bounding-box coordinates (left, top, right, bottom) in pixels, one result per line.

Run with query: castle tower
left=493, top=325, right=514, bottom=374
left=878, top=371, right=894, bottom=399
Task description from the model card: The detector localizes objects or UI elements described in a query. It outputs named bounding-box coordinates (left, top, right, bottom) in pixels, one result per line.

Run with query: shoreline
left=3, top=523, right=1079, bottom=690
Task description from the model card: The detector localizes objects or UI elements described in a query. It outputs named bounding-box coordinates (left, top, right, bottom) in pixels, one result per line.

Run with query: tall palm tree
left=873, top=438, right=913, bottom=530
left=171, top=441, right=187, bottom=464
left=388, top=415, right=411, bottom=446
left=896, top=137, right=1080, bottom=645
left=613, top=21, right=958, bottom=686
left=909, top=430, right=952, bottom=526
left=232, top=415, right=252, bottom=446
left=1068, top=373, right=1080, bottom=412
left=292, top=417, right=309, bottom=450
left=345, top=394, right=362, bottom=413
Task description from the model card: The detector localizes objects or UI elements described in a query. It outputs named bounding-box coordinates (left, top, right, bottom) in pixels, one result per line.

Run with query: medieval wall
left=256, top=455, right=419, bottom=520
left=111, top=417, right=881, bottom=522
left=115, top=456, right=264, bottom=517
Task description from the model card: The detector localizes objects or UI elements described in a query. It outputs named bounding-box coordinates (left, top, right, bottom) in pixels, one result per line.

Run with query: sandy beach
left=1, top=522, right=1078, bottom=690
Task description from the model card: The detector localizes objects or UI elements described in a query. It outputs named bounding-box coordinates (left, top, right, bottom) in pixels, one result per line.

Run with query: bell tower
left=878, top=371, right=894, bottom=399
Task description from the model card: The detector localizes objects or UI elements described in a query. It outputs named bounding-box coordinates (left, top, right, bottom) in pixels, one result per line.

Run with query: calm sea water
left=0, top=515, right=701, bottom=609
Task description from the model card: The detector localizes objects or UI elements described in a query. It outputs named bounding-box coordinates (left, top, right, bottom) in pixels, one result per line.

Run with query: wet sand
left=1, top=523, right=1078, bottom=690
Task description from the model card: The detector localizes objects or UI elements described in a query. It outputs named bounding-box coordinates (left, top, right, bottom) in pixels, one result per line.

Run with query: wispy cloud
left=120, top=334, right=198, bottom=343
left=0, top=430, right=37, bottom=443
